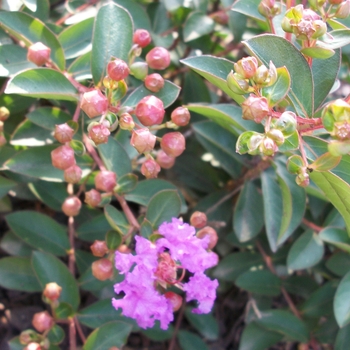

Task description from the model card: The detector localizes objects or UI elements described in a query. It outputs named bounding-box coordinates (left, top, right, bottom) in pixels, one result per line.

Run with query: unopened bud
left=92, top=258, right=113, bottom=281
left=32, top=311, right=54, bottom=333
left=141, top=158, right=161, bottom=179
left=295, top=170, right=310, bottom=187
left=133, top=29, right=152, bottom=48
left=227, top=71, right=249, bottom=94
left=43, top=282, right=62, bottom=301
left=107, top=58, right=130, bottom=82
left=164, top=291, right=182, bottom=312
left=27, top=42, right=51, bottom=66
left=146, top=47, right=171, bottom=70
left=160, top=132, right=186, bottom=157
left=242, top=95, right=269, bottom=123
left=156, top=150, right=175, bottom=169
left=95, top=171, right=117, bottom=192
left=64, top=165, right=82, bottom=184
left=19, top=330, right=37, bottom=345
left=129, top=61, right=149, bottom=80
left=88, top=124, right=110, bottom=145
left=85, top=189, right=101, bottom=207
left=190, top=211, right=207, bottom=229
left=130, top=128, right=156, bottom=153
left=196, top=226, right=218, bottom=249
left=81, top=90, right=108, bottom=119
left=311, top=20, right=327, bottom=39
left=258, top=0, right=280, bottom=18
left=51, top=145, right=76, bottom=170
left=335, top=0, right=350, bottom=19
left=234, top=56, right=259, bottom=79
left=211, top=10, right=229, bottom=24
left=90, top=240, right=109, bottom=257
left=119, top=113, right=135, bottom=130
left=0, top=106, right=10, bottom=121
left=275, top=111, right=297, bottom=137
left=144, top=73, right=165, bottom=92
left=62, top=196, right=81, bottom=217
left=267, top=129, right=285, bottom=146
left=54, top=123, right=74, bottom=143
left=135, top=95, right=165, bottom=126
left=253, top=61, right=277, bottom=86
left=260, top=137, right=278, bottom=156
left=171, top=107, right=191, bottom=126
left=118, top=244, right=131, bottom=254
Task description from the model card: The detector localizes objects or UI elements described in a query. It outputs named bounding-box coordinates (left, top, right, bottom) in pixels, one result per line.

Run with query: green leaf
left=140, top=218, right=153, bottom=238
left=146, top=190, right=181, bottom=229
left=6, top=210, right=70, bottom=256
left=68, top=51, right=92, bottom=81
left=5, top=68, right=79, bottom=101
left=234, top=181, right=264, bottom=242
left=0, top=175, right=16, bottom=199
left=262, top=67, right=291, bottom=107
left=47, top=324, right=65, bottom=345
left=106, top=230, right=122, bottom=250
left=58, top=17, right=94, bottom=59
left=76, top=214, right=111, bottom=242
left=116, top=173, right=138, bottom=194
left=301, top=46, right=335, bottom=59
left=32, top=251, right=80, bottom=310
left=180, top=56, right=245, bottom=105
left=287, top=230, right=324, bottom=270
left=309, top=152, right=342, bottom=172
left=78, top=267, right=114, bottom=294
left=334, top=271, right=350, bottom=327
left=83, top=321, right=132, bottom=350
left=244, top=35, right=313, bottom=117
left=91, top=3, right=133, bottom=85
left=25, top=107, right=71, bottom=130
left=231, top=0, right=265, bottom=21
left=184, top=309, right=219, bottom=340
left=163, top=0, right=184, bottom=11
left=178, top=330, right=209, bottom=350
left=98, top=137, right=131, bottom=178
left=335, top=323, right=350, bottom=350
left=183, top=11, right=215, bottom=42
left=236, top=270, right=281, bottom=296
left=319, top=29, right=350, bottom=49
left=0, top=11, right=65, bottom=70
left=256, top=310, right=309, bottom=343
left=282, top=275, right=318, bottom=298
left=104, top=205, right=130, bottom=235
left=0, top=231, right=34, bottom=257
left=122, top=80, right=181, bottom=109
left=141, top=324, right=174, bottom=341
left=326, top=252, right=350, bottom=277
left=319, top=227, right=350, bottom=253
left=0, top=256, right=41, bottom=292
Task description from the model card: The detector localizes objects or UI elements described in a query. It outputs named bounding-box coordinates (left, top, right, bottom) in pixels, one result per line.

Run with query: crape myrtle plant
left=1, top=0, right=350, bottom=350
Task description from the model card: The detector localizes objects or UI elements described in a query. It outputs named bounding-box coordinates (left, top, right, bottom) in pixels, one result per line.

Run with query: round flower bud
left=234, top=56, right=259, bottom=79
left=19, top=330, right=37, bottom=345
left=24, top=342, right=42, bottom=350
left=119, top=113, right=135, bottom=130
left=32, top=311, right=54, bottom=333
left=211, top=10, right=229, bottom=24
left=164, top=291, right=182, bottom=312
left=107, top=58, right=130, bottom=82
left=0, top=106, right=10, bottom=121
left=64, top=165, right=82, bottom=184
left=259, top=137, right=278, bottom=156
left=227, top=71, right=249, bottom=94
left=62, top=196, right=82, bottom=217
left=129, top=61, right=149, bottom=80
left=81, top=90, right=108, bottom=119
left=275, top=111, right=297, bottom=137
left=54, top=123, right=74, bottom=144
left=242, top=95, right=269, bottom=123
left=190, top=211, right=207, bottom=229
left=144, top=73, right=164, bottom=92
left=51, top=145, right=76, bottom=170
left=311, top=20, right=327, bottom=39
left=92, top=258, right=113, bottom=281
left=135, top=95, right=165, bottom=126
left=141, top=159, right=161, bottom=179
left=146, top=47, right=171, bottom=70
left=118, top=244, right=131, bottom=254
left=196, top=226, right=218, bottom=249
left=156, top=150, right=175, bottom=169
left=335, top=0, right=350, bottom=19
left=90, top=240, right=109, bottom=257
left=267, top=129, right=285, bottom=146
left=43, top=282, right=62, bottom=302
left=160, top=132, right=186, bottom=157
left=85, top=189, right=101, bottom=207
left=88, top=124, right=110, bottom=145
left=130, top=128, right=156, bottom=154
left=95, top=171, right=117, bottom=192
left=296, top=170, right=310, bottom=187
left=27, top=42, right=51, bottom=66
left=171, top=107, right=191, bottom=126
left=133, top=29, right=152, bottom=48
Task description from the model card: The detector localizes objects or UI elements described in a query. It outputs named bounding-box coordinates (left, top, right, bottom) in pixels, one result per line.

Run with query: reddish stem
left=115, top=194, right=140, bottom=230
left=83, top=134, right=106, bottom=171
left=302, top=218, right=323, bottom=233
left=74, top=316, right=86, bottom=344
left=69, top=317, right=77, bottom=350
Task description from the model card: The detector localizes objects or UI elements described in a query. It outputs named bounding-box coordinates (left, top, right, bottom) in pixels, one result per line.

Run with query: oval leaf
left=319, top=227, right=350, bottom=253
left=308, top=152, right=342, bottom=172
left=104, top=204, right=130, bottom=235
left=301, top=46, right=335, bottom=59
left=334, top=271, right=350, bottom=327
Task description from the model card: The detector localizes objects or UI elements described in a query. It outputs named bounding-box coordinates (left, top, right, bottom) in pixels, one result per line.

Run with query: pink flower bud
left=164, top=291, right=182, bottom=312
left=64, top=165, right=82, bottom=184
left=80, top=90, right=108, bottom=119
left=27, top=42, right=51, bottom=66
left=141, top=159, right=161, bottom=179
left=234, top=56, right=259, bottom=79
left=135, top=95, right=165, bottom=126
left=196, top=226, right=218, bottom=249
left=54, top=123, right=74, bottom=143
left=144, top=73, right=164, bottom=93
left=156, top=150, right=175, bottom=169
left=51, top=145, right=76, bottom=170
left=130, top=128, right=156, bottom=153
left=171, top=107, right=191, bottom=126
left=211, top=10, right=229, bottom=24
left=335, top=0, right=350, bottom=19
left=32, top=311, right=54, bottom=333
left=146, top=47, right=171, bottom=70
left=90, top=240, right=109, bottom=257
left=95, top=171, right=117, bottom=192
left=133, top=29, right=152, bottom=48
left=119, top=113, right=135, bottom=130
left=92, top=258, right=113, bottom=281
left=259, top=137, right=278, bottom=156
left=88, top=124, right=110, bottom=145
left=242, top=95, right=269, bottom=123
left=118, top=244, right=131, bottom=254
left=85, top=189, right=101, bottom=207
left=160, top=132, right=186, bottom=157
left=0, top=106, right=10, bottom=121
left=107, top=58, right=130, bottom=82
left=62, top=196, right=82, bottom=217
left=43, top=282, right=62, bottom=302
left=190, top=211, right=207, bottom=229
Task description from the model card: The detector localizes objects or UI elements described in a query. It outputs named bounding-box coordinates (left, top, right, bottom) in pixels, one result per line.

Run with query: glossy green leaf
left=262, top=67, right=291, bottom=107
left=335, top=323, right=350, bottom=350
left=47, top=324, right=65, bottom=345
left=32, top=251, right=80, bottom=310
left=182, top=70, right=211, bottom=104
left=146, top=190, right=181, bottom=229
left=183, top=11, right=214, bottom=42
left=181, top=56, right=245, bottom=105
left=58, top=17, right=94, bottom=59
left=78, top=267, right=114, bottom=294
left=0, top=256, right=41, bottom=292
left=231, top=0, right=265, bottom=21
left=104, top=205, right=129, bottom=235
left=67, top=51, right=92, bottom=81
left=244, top=35, right=313, bottom=117
left=91, top=3, right=133, bottom=85
left=98, top=137, right=131, bottom=178
left=309, top=152, right=342, bottom=172
left=287, top=230, right=324, bottom=270
left=106, top=230, right=122, bottom=250
left=0, top=231, right=34, bottom=257
left=236, top=270, right=281, bottom=296
left=122, top=80, right=181, bottom=109
left=282, top=275, right=318, bottom=298
left=6, top=210, right=69, bottom=256
left=26, top=107, right=71, bottom=130
left=0, top=175, right=16, bottom=199
left=0, top=11, right=65, bottom=70
left=76, top=214, right=111, bottom=242
left=326, top=252, right=350, bottom=277
left=83, top=321, right=132, bottom=350
left=301, top=46, right=335, bottom=59
left=319, top=227, right=350, bottom=253
left=334, top=271, right=350, bottom=327
left=185, top=309, right=219, bottom=340
left=319, top=29, right=350, bottom=49
left=234, top=181, right=264, bottom=242
left=5, top=68, right=79, bottom=101
left=115, top=173, right=138, bottom=194
left=178, top=330, right=209, bottom=350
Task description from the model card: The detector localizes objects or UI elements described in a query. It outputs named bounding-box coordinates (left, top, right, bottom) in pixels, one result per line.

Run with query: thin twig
left=302, top=218, right=323, bottom=233
left=115, top=194, right=140, bottom=230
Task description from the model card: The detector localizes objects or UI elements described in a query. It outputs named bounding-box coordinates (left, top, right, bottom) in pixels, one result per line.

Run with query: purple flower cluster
left=112, top=218, right=219, bottom=329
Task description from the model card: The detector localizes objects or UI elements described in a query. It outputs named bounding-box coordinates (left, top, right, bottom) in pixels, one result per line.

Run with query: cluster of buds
left=0, top=107, right=9, bottom=146
left=309, top=0, right=350, bottom=19
left=281, top=5, right=327, bottom=40
left=227, top=56, right=277, bottom=95
left=27, top=42, right=51, bottom=66
left=258, top=0, right=281, bottom=18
